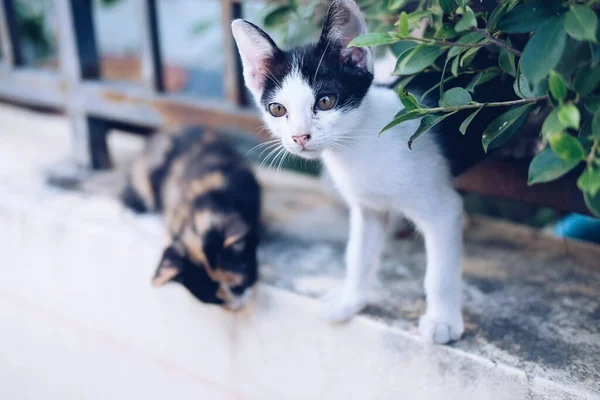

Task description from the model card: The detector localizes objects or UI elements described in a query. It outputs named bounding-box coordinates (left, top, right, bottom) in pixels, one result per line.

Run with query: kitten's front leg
left=405, top=191, right=465, bottom=344
left=321, top=205, right=387, bottom=322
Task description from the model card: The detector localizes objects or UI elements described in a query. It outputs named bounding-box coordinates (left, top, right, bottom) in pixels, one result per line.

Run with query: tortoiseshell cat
left=121, top=126, right=261, bottom=310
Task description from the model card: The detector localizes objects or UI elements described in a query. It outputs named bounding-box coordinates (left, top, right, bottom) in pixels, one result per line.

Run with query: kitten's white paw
left=320, top=289, right=366, bottom=323
left=418, top=312, right=464, bottom=344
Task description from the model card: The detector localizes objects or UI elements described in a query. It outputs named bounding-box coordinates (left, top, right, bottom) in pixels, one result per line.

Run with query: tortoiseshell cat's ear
left=223, top=215, right=250, bottom=248
left=151, top=245, right=183, bottom=287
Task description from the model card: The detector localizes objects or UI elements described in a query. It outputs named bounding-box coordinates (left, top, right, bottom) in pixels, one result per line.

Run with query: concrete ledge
left=1, top=104, right=599, bottom=399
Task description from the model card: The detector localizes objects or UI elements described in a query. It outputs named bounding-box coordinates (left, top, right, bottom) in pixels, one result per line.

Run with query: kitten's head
left=152, top=209, right=258, bottom=310
left=232, top=0, right=374, bottom=159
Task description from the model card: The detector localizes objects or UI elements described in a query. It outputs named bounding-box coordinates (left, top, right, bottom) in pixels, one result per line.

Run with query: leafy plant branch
left=423, top=96, right=547, bottom=114
left=473, top=29, right=523, bottom=57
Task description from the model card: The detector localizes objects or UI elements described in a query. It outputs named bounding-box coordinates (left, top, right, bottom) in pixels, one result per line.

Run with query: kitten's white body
left=320, top=87, right=464, bottom=344
left=232, top=0, right=464, bottom=343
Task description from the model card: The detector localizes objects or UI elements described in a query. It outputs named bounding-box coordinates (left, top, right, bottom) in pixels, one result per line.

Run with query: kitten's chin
left=224, top=288, right=253, bottom=311
left=284, top=146, right=322, bottom=160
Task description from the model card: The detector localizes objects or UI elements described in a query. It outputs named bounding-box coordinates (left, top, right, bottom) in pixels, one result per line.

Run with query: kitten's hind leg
left=403, top=189, right=464, bottom=344
left=321, top=206, right=387, bottom=322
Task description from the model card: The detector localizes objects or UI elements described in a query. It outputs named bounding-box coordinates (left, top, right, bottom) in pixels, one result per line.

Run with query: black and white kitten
left=232, top=0, right=511, bottom=343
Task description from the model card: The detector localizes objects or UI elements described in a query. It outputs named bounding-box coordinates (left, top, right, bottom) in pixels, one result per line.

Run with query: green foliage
left=520, top=17, right=567, bottom=85
left=482, top=104, right=532, bottom=152
left=528, top=148, right=580, bottom=185
left=264, top=0, right=600, bottom=216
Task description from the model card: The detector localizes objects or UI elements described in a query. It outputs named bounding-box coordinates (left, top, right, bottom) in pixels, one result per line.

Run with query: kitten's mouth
left=285, top=146, right=321, bottom=160
left=224, top=287, right=254, bottom=311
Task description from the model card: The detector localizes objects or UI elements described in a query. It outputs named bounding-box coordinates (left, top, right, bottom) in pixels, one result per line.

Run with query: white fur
left=232, top=0, right=464, bottom=344
left=268, top=75, right=464, bottom=343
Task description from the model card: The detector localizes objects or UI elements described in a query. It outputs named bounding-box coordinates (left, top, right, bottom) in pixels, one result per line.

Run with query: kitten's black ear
left=231, top=19, right=280, bottom=97
left=319, top=0, right=373, bottom=72
left=152, top=245, right=183, bottom=287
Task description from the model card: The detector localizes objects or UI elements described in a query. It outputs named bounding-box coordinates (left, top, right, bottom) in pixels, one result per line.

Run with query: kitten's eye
left=315, top=95, right=337, bottom=111
left=268, top=103, right=287, bottom=117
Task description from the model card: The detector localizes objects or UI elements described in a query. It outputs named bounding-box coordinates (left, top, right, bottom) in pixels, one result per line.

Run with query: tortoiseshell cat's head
left=122, top=127, right=261, bottom=310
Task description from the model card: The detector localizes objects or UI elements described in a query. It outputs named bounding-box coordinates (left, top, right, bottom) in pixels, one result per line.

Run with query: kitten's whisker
left=246, top=139, right=281, bottom=156
left=313, top=40, right=331, bottom=85
left=268, top=147, right=286, bottom=171
left=258, top=141, right=282, bottom=159
left=259, top=145, right=281, bottom=170
left=277, top=149, right=290, bottom=176
left=262, top=145, right=285, bottom=171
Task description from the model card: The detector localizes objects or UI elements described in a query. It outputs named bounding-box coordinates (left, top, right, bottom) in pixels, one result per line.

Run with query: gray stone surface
left=1, top=103, right=599, bottom=399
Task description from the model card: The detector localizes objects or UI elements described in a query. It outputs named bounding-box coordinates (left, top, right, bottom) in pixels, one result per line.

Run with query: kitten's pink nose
left=292, top=134, right=311, bottom=147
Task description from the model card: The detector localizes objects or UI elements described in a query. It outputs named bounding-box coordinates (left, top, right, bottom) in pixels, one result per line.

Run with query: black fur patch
left=259, top=40, right=373, bottom=112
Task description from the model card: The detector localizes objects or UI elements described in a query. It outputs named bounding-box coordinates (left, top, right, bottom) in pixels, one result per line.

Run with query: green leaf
left=547, top=132, right=586, bottom=161
left=460, top=47, right=479, bottom=68
left=578, top=166, right=600, bottom=196
left=585, top=97, right=600, bottom=114
left=584, top=189, right=600, bottom=217
left=398, top=12, right=409, bottom=37
left=390, top=41, right=417, bottom=57
left=398, top=86, right=420, bottom=110
left=466, top=70, right=501, bottom=93
left=439, top=0, right=454, bottom=14
left=557, top=104, right=581, bottom=130
left=459, top=108, right=482, bottom=135
left=451, top=55, right=460, bottom=77
left=455, top=6, right=477, bottom=32
left=349, top=33, right=396, bottom=47
left=528, top=148, right=581, bottom=185
left=388, top=0, right=408, bottom=11
left=408, top=113, right=455, bottom=149
left=434, top=24, right=458, bottom=40
left=564, top=6, right=598, bottom=43
left=593, top=109, right=600, bottom=139
left=514, top=72, right=548, bottom=99
left=482, top=104, right=533, bottom=152
left=499, top=49, right=516, bottom=77
left=447, top=32, right=485, bottom=59
left=380, top=109, right=425, bottom=135
left=573, top=65, right=600, bottom=96
left=496, top=0, right=560, bottom=34
left=394, top=45, right=443, bottom=75
left=548, top=70, right=567, bottom=102
left=263, top=5, right=293, bottom=28
left=489, top=1, right=511, bottom=31
left=407, top=11, right=432, bottom=30
left=521, top=16, right=567, bottom=85
left=592, top=28, right=600, bottom=64
left=542, top=109, right=565, bottom=137
left=442, top=87, right=472, bottom=106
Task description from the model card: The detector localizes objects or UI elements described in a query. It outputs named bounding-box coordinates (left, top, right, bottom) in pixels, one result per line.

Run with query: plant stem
left=402, top=36, right=485, bottom=48
left=399, top=31, right=523, bottom=57
left=424, top=96, right=547, bottom=113
left=474, top=29, right=523, bottom=57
